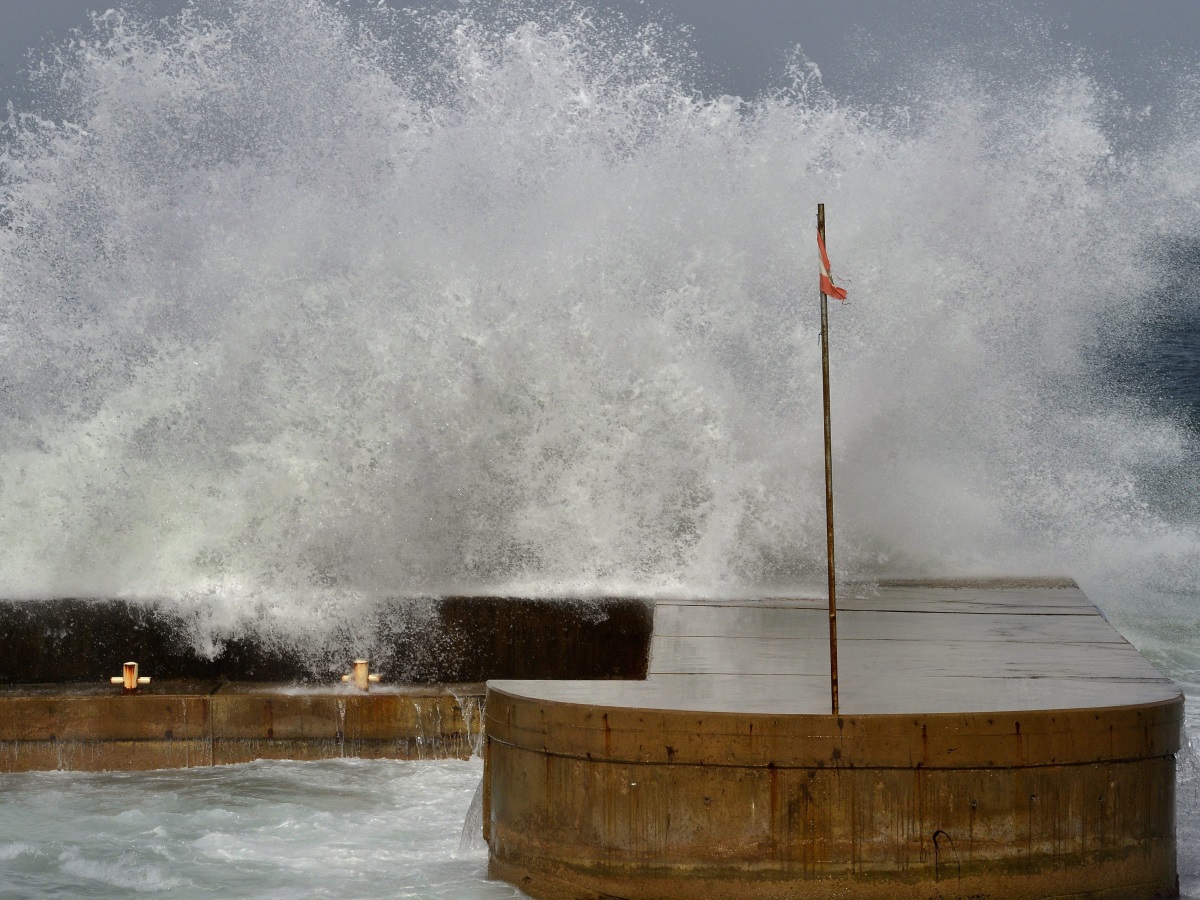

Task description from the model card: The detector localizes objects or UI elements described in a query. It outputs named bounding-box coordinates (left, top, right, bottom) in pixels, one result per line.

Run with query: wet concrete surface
left=491, top=581, right=1179, bottom=714
left=484, top=580, right=1184, bottom=899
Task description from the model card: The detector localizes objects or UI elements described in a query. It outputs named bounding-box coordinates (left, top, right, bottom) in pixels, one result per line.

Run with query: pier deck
left=485, top=580, right=1184, bottom=899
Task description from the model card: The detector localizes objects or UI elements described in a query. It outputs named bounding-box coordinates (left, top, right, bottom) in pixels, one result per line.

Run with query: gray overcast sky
left=1, top=0, right=1198, bottom=111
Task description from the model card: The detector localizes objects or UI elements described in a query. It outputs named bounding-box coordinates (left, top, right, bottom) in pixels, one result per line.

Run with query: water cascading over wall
left=0, top=0, right=1198, bottom=663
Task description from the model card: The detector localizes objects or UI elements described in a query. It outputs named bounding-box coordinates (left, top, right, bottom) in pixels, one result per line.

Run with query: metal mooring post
left=110, top=661, right=151, bottom=693
left=342, top=658, right=382, bottom=691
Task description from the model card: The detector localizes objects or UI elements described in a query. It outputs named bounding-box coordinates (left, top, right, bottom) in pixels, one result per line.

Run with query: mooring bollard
left=109, top=661, right=151, bottom=693
left=341, top=658, right=381, bottom=691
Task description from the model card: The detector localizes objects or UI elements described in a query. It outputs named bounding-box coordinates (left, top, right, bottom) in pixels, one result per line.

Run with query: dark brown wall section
left=0, top=597, right=653, bottom=684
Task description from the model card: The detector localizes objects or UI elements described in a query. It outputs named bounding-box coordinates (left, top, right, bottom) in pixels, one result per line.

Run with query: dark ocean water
left=1124, top=244, right=1200, bottom=425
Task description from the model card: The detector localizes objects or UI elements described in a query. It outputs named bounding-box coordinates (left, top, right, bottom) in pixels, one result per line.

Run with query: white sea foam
left=0, top=1, right=1197, bottom=655
left=57, top=850, right=189, bottom=892
left=0, top=842, right=39, bottom=861
left=0, top=758, right=520, bottom=898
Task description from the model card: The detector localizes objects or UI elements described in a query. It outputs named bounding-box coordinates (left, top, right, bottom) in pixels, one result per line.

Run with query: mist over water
left=0, top=0, right=1198, bottom=655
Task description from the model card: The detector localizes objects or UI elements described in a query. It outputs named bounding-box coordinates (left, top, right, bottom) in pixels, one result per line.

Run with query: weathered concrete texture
left=485, top=582, right=1184, bottom=899
left=485, top=704, right=1178, bottom=898
left=0, top=596, right=652, bottom=683
left=0, top=682, right=484, bottom=772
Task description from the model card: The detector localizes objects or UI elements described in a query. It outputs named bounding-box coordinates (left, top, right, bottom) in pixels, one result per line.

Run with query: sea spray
left=0, top=0, right=1197, bottom=655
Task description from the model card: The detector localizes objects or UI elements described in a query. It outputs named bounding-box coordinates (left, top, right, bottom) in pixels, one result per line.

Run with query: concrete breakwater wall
left=0, top=682, right=487, bottom=771
left=0, top=596, right=653, bottom=683
left=0, top=596, right=652, bottom=772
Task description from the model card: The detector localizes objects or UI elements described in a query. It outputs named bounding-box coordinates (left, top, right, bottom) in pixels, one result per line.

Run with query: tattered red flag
left=818, top=229, right=848, bottom=301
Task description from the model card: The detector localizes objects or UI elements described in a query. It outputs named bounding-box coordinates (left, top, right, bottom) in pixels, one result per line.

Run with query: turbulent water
left=0, top=758, right=516, bottom=899
left=0, top=0, right=1199, bottom=895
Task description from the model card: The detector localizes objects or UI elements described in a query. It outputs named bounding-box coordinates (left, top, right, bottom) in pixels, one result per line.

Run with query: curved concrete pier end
left=484, top=580, right=1184, bottom=899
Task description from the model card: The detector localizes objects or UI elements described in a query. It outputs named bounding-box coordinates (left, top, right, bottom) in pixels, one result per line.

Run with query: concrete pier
left=484, top=580, right=1183, bottom=899
left=0, top=682, right=486, bottom=771
left=0, top=583, right=1183, bottom=895
left=0, top=596, right=650, bottom=771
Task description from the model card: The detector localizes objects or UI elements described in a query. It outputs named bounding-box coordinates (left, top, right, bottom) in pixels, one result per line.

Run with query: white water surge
left=1, top=1, right=1199, bottom=894
left=0, top=758, right=515, bottom=898
left=1, top=1, right=1197, bottom=642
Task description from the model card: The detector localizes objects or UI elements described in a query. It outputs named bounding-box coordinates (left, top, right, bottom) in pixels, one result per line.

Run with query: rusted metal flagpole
left=817, top=202, right=839, bottom=716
